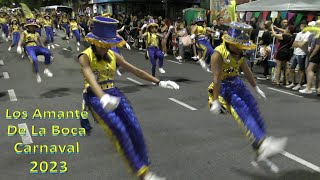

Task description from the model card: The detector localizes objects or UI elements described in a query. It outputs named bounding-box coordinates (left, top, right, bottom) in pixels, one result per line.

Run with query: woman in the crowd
left=271, top=24, right=295, bottom=86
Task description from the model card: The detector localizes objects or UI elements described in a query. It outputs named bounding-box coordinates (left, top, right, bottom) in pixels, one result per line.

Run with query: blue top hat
left=196, top=17, right=204, bottom=23
left=147, top=19, right=159, bottom=30
left=85, top=16, right=126, bottom=48
left=25, top=18, right=40, bottom=28
left=222, top=21, right=256, bottom=50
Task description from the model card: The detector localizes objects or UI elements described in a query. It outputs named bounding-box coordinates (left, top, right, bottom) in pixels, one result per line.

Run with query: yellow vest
left=43, top=19, right=52, bottom=27
left=0, top=18, right=6, bottom=24
left=70, top=21, right=78, bottom=30
left=24, top=30, right=38, bottom=46
left=11, top=24, right=20, bottom=32
left=36, top=18, right=43, bottom=26
left=147, top=32, right=158, bottom=47
left=80, top=47, right=116, bottom=91
left=195, top=26, right=206, bottom=35
left=215, top=43, right=244, bottom=80
left=61, top=18, right=69, bottom=24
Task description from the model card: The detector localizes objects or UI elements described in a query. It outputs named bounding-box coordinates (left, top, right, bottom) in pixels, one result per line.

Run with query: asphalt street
left=0, top=31, right=319, bottom=180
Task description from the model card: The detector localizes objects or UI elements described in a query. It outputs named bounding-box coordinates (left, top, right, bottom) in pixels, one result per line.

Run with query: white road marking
left=168, top=98, right=197, bottom=111
left=267, top=87, right=303, bottom=98
left=282, top=151, right=320, bottom=172
left=0, top=60, right=4, bottom=65
left=8, top=89, right=17, bottom=101
left=168, top=60, right=182, bottom=64
left=63, top=48, right=71, bottom=51
left=54, top=44, right=60, bottom=46
left=3, top=72, right=9, bottom=79
left=126, top=77, right=144, bottom=85
left=18, top=123, right=33, bottom=144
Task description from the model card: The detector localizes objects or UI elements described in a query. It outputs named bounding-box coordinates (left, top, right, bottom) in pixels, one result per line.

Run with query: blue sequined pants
left=25, top=46, right=51, bottom=73
left=208, top=76, right=266, bottom=149
left=84, top=88, right=149, bottom=175
left=61, top=23, right=70, bottom=37
left=45, top=27, right=54, bottom=43
left=147, top=46, right=164, bottom=77
left=196, top=38, right=214, bottom=65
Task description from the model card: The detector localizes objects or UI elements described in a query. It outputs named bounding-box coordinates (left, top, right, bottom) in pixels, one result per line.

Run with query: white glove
left=158, top=81, right=179, bottom=90
left=8, top=35, right=11, bottom=39
left=126, top=43, right=131, bottom=50
left=210, top=100, right=226, bottom=114
left=17, top=46, right=22, bottom=54
left=255, top=86, right=267, bottom=100
left=120, top=26, right=125, bottom=31
left=100, top=94, right=121, bottom=112
left=58, top=25, right=60, bottom=29
left=141, top=24, right=147, bottom=30
left=190, top=34, right=195, bottom=40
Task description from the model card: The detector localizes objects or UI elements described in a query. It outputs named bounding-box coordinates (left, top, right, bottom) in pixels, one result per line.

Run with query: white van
left=41, top=5, right=72, bottom=14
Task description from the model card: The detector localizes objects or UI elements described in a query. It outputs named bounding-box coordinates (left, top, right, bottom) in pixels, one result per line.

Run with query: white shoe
left=36, top=74, right=42, bottom=83
left=44, top=68, right=53, bottom=77
left=176, top=56, right=182, bottom=60
left=299, top=88, right=313, bottom=94
left=292, top=84, right=301, bottom=91
left=191, top=56, right=198, bottom=60
left=48, top=45, right=50, bottom=49
left=206, top=67, right=212, bottom=73
left=144, top=172, right=166, bottom=180
left=139, top=48, right=143, bottom=51
left=5, top=38, right=8, bottom=42
left=257, top=136, right=287, bottom=161
left=116, top=69, right=122, bottom=76
left=77, top=42, right=80, bottom=46
left=163, top=53, right=168, bottom=57
left=51, top=44, right=55, bottom=49
left=77, top=47, right=80, bottom=51
left=8, top=46, right=11, bottom=51
left=151, top=82, right=156, bottom=85
left=159, top=68, right=166, bottom=73
left=199, top=60, right=208, bottom=70
left=286, top=83, right=295, bottom=89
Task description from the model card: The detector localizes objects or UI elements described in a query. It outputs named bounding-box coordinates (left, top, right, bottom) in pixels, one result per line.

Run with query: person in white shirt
left=286, top=21, right=311, bottom=90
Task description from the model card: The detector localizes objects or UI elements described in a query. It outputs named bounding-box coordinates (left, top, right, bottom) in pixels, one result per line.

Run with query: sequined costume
left=208, top=43, right=266, bottom=149
left=43, top=18, right=54, bottom=44
left=79, top=47, right=150, bottom=176
left=146, top=32, right=164, bottom=77
left=10, top=22, right=20, bottom=47
left=193, top=23, right=214, bottom=65
left=23, top=30, right=51, bottom=73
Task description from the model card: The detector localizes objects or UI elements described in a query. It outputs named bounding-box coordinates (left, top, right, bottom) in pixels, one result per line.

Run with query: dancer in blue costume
left=190, top=17, right=215, bottom=72
left=208, top=0, right=288, bottom=172
left=78, top=16, right=179, bottom=180
left=17, top=4, right=53, bottom=83
left=140, top=19, right=173, bottom=77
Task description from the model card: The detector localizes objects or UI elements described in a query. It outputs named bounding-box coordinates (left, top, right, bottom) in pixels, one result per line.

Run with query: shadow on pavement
left=232, top=167, right=320, bottom=180
left=158, top=76, right=199, bottom=84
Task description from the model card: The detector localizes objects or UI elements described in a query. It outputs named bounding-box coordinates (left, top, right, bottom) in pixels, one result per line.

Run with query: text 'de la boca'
left=8, top=125, right=86, bottom=136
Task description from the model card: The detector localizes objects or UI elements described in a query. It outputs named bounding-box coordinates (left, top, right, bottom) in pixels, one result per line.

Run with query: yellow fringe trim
left=85, top=36, right=126, bottom=48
